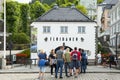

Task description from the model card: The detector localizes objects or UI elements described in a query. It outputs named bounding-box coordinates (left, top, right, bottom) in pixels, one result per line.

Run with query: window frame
left=78, top=26, right=86, bottom=34
left=60, top=26, right=68, bottom=34
left=43, top=26, right=51, bottom=33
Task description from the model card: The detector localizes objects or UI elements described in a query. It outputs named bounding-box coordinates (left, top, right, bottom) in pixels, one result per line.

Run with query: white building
left=109, top=0, right=120, bottom=47
left=31, top=5, right=97, bottom=60
left=80, top=0, right=97, bottom=20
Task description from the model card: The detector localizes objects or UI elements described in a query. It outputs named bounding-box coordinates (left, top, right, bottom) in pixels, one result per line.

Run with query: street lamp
left=114, top=32, right=120, bottom=60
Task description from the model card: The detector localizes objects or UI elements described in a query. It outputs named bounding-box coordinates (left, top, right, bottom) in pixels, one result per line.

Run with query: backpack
left=38, top=59, right=46, bottom=66
left=72, top=52, right=78, bottom=60
left=81, top=53, right=86, bottom=61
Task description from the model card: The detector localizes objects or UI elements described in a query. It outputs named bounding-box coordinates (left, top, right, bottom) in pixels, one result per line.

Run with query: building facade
left=31, top=5, right=97, bottom=60
left=109, top=1, right=120, bottom=47
left=80, top=0, right=97, bottom=20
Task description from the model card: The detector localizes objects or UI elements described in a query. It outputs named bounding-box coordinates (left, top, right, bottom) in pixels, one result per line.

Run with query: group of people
left=37, top=46, right=88, bottom=80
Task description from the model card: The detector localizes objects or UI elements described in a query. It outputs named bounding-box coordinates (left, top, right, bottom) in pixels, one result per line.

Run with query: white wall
left=31, top=22, right=96, bottom=59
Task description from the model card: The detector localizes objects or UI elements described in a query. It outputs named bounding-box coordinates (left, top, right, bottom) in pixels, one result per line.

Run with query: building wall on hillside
left=109, top=1, right=120, bottom=47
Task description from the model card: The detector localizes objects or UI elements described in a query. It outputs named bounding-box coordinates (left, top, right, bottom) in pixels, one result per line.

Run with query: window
left=60, top=26, right=68, bottom=33
left=43, top=26, right=50, bottom=33
left=78, top=26, right=86, bottom=33
left=115, top=9, right=117, bottom=20
left=119, top=7, right=120, bottom=19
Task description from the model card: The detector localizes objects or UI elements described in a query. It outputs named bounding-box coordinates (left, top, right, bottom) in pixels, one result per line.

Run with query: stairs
left=98, top=35, right=120, bottom=56
left=98, top=36, right=111, bottom=53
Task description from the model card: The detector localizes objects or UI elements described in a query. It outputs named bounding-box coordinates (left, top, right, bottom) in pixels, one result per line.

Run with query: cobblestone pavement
left=1, top=73, right=120, bottom=80
left=0, top=65, right=120, bottom=73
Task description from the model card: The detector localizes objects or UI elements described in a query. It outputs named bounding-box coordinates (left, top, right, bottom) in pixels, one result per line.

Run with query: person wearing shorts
left=70, top=47, right=80, bottom=78
left=38, top=49, right=47, bottom=80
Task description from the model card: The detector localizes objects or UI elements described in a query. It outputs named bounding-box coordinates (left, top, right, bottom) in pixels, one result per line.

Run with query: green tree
left=97, top=0, right=104, bottom=4
left=20, top=4, right=30, bottom=35
left=12, top=33, right=30, bottom=44
left=76, top=5, right=87, bottom=15
left=6, top=1, right=20, bottom=33
left=30, top=1, right=46, bottom=20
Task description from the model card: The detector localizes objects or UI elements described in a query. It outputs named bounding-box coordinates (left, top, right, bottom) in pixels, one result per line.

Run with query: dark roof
left=99, top=0, right=118, bottom=6
left=99, top=0, right=119, bottom=10
left=35, top=7, right=94, bottom=22
left=102, top=0, right=118, bottom=5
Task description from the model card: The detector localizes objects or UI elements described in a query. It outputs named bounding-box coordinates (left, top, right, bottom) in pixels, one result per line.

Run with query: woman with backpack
left=37, top=49, right=47, bottom=80
left=49, top=49, right=56, bottom=77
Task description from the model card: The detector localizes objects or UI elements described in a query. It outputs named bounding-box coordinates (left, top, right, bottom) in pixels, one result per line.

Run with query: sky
left=14, top=0, right=32, bottom=3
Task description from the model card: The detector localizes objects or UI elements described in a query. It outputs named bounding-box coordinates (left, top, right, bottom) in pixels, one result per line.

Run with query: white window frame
left=78, top=26, right=86, bottom=34
left=60, top=26, right=68, bottom=34
left=43, top=26, right=50, bottom=33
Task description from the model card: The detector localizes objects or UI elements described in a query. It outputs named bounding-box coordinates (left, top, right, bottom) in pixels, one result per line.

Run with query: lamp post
left=114, top=32, right=120, bottom=60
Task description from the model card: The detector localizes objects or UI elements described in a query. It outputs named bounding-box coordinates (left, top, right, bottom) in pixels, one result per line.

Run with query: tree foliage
left=76, top=5, right=87, bottom=15
left=20, top=4, right=30, bottom=35
left=97, top=0, right=104, bottom=4
left=6, top=1, right=31, bottom=48
left=6, top=1, right=20, bottom=33
left=12, top=33, right=30, bottom=44
left=30, top=1, right=47, bottom=20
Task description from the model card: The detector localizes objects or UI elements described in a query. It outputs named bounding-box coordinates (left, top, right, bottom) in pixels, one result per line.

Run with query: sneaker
left=59, top=77, right=63, bottom=79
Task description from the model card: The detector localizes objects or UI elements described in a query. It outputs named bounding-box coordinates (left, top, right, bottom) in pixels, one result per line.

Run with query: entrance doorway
left=55, top=46, right=73, bottom=53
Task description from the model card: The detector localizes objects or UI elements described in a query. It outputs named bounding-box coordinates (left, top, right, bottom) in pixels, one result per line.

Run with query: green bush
left=11, top=33, right=30, bottom=44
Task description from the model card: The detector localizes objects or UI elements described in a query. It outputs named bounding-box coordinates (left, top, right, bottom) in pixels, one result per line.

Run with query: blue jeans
left=81, top=59, right=87, bottom=73
left=55, top=59, right=64, bottom=77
